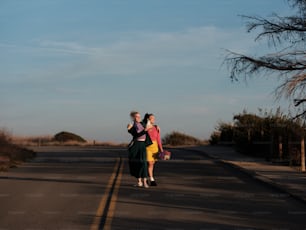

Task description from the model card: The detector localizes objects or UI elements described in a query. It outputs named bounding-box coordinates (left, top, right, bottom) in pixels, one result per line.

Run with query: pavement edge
left=185, top=147, right=306, bottom=205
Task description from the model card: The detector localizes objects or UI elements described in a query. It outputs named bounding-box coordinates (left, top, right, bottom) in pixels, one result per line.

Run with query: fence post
left=301, top=136, right=305, bottom=172
left=247, top=128, right=251, bottom=143
left=278, top=135, right=283, bottom=160
left=269, top=133, right=274, bottom=161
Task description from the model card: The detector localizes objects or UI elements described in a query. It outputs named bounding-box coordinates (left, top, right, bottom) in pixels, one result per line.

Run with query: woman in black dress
left=127, top=111, right=152, bottom=188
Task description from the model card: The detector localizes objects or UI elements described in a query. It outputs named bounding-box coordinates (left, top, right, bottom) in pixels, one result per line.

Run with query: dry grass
left=12, top=135, right=53, bottom=146
left=12, top=135, right=128, bottom=147
left=0, top=130, right=36, bottom=171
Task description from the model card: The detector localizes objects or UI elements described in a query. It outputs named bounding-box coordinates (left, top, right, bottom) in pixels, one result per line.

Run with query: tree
left=225, top=0, right=306, bottom=118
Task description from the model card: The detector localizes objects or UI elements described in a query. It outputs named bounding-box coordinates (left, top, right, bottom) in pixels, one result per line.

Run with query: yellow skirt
left=146, top=141, right=159, bottom=162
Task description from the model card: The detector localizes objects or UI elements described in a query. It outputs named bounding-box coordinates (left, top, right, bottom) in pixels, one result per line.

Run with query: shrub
left=163, top=131, right=203, bottom=146
left=53, top=131, right=86, bottom=143
left=0, top=129, right=11, bottom=145
left=0, top=129, right=36, bottom=171
left=209, top=131, right=220, bottom=145
left=210, top=108, right=306, bottom=164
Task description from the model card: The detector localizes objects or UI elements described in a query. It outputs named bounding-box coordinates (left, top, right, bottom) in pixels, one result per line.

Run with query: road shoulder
left=187, top=145, right=306, bottom=204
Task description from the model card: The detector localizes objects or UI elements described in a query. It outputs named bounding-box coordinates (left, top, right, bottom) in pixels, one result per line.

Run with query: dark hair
left=143, top=113, right=153, bottom=124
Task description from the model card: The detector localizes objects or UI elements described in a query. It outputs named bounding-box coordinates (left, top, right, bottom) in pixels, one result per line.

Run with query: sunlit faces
left=148, top=115, right=155, bottom=125
left=134, top=113, right=141, bottom=123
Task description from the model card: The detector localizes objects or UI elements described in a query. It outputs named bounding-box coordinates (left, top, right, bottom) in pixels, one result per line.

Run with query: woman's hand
left=127, top=123, right=133, bottom=130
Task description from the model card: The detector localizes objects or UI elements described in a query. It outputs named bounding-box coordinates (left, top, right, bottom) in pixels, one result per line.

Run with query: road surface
left=0, top=146, right=305, bottom=230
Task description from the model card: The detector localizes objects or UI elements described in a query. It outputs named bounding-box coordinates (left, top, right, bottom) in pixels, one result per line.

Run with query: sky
left=0, top=0, right=295, bottom=142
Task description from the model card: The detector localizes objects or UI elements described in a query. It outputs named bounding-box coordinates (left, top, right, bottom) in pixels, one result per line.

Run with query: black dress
left=127, top=122, right=152, bottom=178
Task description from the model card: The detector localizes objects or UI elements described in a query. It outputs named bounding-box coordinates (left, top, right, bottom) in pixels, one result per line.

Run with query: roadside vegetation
left=12, top=131, right=127, bottom=147
left=163, top=131, right=206, bottom=146
left=53, top=131, right=86, bottom=143
left=222, top=0, right=306, bottom=169
left=209, top=109, right=305, bottom=165
left=0, top=129, right=36, bottom=171
left=12, top=131, right=87, bottom=146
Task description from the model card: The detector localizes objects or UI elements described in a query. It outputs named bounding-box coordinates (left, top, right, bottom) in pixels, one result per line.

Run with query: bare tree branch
left=292, top=110, right=306, bottom=120
left=225, top=0, right=306, bottom=105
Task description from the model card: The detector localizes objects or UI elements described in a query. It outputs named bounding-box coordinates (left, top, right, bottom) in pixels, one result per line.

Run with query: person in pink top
left=143, top=113, right=163, bottom=186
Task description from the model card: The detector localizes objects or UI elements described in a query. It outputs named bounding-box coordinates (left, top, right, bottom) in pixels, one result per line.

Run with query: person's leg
left=148, top=161, right=154, bottom=180
left=146, top=142, right=158, bottom=183
left=143, top=177, right=149, bottom=188
left=148, top=161, right=157, bottom=186
left=137, top=178, right=143, bottom=187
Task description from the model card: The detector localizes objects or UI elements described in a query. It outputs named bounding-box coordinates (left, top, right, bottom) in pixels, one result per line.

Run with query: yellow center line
left=103, top=160, right=124, bottom=230
left=90, top=158, right=120, bottom=230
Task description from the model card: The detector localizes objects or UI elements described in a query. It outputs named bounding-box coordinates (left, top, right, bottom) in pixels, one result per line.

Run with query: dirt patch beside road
left=0, top=144, right=36, bottom=171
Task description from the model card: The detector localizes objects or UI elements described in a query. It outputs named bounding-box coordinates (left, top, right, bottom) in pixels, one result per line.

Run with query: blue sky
left=0, top=0, right=294, bottom=142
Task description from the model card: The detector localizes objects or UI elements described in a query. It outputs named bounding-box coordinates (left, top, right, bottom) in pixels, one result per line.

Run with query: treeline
left=209, top=109, right=305, bottom=165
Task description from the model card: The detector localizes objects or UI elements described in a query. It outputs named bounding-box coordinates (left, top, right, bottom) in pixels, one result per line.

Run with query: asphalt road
left=0, top=147, right=306, bottom=230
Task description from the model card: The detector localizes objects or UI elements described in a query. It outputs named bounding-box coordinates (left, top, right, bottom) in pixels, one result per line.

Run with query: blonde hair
left=130, top=111, right=139, bottom=118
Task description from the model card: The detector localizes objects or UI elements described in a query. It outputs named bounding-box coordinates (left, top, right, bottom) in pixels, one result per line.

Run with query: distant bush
left=0, top=129, right=11, bottom=145
left=209, top=131, right=220, bottom=145
left=53, top=131, right=86, bottom=143
left=209, top=122, right=234, bottom=145
left=163, top=131, right=203, bottom=146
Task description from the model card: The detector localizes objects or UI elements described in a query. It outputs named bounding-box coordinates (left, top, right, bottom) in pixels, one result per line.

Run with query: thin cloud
left=54, top=87, right=89, bottom=95
left=37, top=40, right=95, bottom=55
left=81, top=26, right=254, bottom=75
left=1, top=26, right=257, bottom=81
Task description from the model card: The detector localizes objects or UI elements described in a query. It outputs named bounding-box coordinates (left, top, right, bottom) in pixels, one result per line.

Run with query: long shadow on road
left=109, top=148, right=306, bottom=230
left=1, top=147, right=306, bottom=230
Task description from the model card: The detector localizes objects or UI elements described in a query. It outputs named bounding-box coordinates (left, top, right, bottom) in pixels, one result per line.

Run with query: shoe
left=133, top=182, right=143, bottom=187
left=143, top=183, right=149, bottom=188
left=150, top=180, right=157, bottom=186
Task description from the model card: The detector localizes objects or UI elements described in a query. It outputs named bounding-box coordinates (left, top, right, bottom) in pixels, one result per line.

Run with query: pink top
left=134, top=122, right=146, bottom=141
left=147, top=126, right=163, bottom=151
